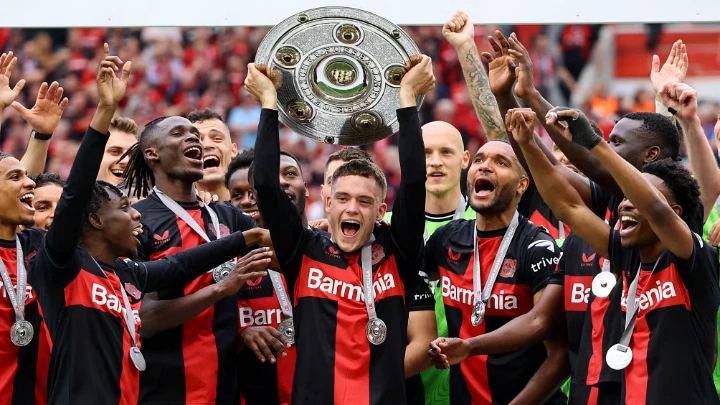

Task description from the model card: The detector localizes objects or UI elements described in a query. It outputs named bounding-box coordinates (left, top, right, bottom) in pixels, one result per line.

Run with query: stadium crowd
left=1, top=10, right=720, bottom=405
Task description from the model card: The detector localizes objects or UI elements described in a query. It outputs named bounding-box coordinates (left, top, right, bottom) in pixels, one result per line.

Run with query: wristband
left=30, top=130, right=52, bottom=141
left=554, top=107, right=603, bottom=150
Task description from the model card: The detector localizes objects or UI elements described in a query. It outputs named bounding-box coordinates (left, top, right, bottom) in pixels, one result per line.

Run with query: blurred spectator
left=1, top=24, right=718, bottom=212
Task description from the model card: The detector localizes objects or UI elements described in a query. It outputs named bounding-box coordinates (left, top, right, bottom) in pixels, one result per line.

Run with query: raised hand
left=11, top=81, right=69, bottom=135
left=442, top=11, right=474, bottom=50
left=506, top=34, right=536, bottom=100
left=0, top=52, right=25, bottom=111
left=428, top=337, right=471, bottom=369
left=659, top=82, right=697, bottom=122
left=218, top=247, right=271, bottom=296
left=240, top=326, right=290, bottom=364
left=244, top=63, right=279, bottom=108
left=400, top=54, right=436, bottom=99
left=97, top=43, right=131, bottom=107
left=482, top=31, right=517, bottom=97
left=505, top=108, right=536, bottom=145
left=651, top=40, right=688, bottom=94
left=545, top=107, right=602, bottom=150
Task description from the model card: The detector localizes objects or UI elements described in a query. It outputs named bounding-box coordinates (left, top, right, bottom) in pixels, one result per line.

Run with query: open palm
left=12, top=81, right=69, bottom=134
left=0, top=52, right=25, bottom=110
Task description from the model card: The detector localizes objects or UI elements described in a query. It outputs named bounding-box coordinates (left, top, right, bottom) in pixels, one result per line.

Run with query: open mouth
left=19, top=193, right=35, bottom=211
left=203, top=155, right=221, bottom=169
left=111, top=168, right=125, bottom=179
left=340, top=220, right=361, bottom=238
left=284, top=189, right=296, bottom=201
left=474, top=178, right=496, bottom=197
left=619, top=215, right=639, bottom=234
left=428, top=171, right=446, bottom=179
left=132, top=224, right=143, bottom=236
left=183, top=146, right=203, bottom=162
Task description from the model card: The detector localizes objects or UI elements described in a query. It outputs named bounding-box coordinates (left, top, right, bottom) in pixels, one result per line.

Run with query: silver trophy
left=255, top=6, right=424, bottom=145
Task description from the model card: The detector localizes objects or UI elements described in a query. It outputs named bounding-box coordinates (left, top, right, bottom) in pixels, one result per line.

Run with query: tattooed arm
left=443, top=12, right=507, bottom=141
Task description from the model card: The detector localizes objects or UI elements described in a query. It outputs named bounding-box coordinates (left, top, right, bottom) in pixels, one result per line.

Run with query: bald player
left=385, top=121, right=474, bottom=404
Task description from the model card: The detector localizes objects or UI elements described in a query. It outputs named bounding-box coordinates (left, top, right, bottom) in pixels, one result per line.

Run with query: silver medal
left=606, top=343, right=633, bottom=370
left=10, top=319, right=33, bottom=347
left=366, top=318, right=387, bottom=345
left=471, top=301, right=485, bottom=327
left=591, top=272, right=616, bottom=298
left=129, top=346, right=147, bottom=371
left=212, top=261, right=234, bottom=282
left=278, top=318, right=296, bottom=345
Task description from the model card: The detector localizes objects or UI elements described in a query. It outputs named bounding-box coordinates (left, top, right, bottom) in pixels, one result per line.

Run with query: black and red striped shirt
left=608, top=230, right=720, bottom=404
left=425, top=217, right=567, bottom=404
left=253, top=107, right=432, bottom=405
left=236, top=273, right=296, bottom=405
left=134, top=194, right=256, bottom=405
left=0, top=228, right=50, bottom=405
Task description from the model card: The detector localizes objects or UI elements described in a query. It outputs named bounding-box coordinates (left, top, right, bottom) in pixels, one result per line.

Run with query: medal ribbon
left=91, top=258, right=141, bottom=353
left=617, top=260, right=659, bottom=348
left=269, top=270, right=293, bottom=319
left=0, top=239, right=27, bottom=323
left=153, top=186, right=220, bottom=244
left=360, top=235, right=379, bottom=321
left=473, top=211, right=520, bottom=309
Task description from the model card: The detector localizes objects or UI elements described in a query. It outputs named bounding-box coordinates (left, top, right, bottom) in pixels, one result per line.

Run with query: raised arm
left=507, top=110, right=611, bottom=257
left=389, top=55, right=434, bottom=262
left=552, top=108, right=694, bottom=259
left=45, top=44, right=130, bottom=266
left=14, top=81, right=69, bottom=176
left=246, top=64, right=305, bottom=269
left=506, top=35, right=603, bottom=202
left=442, top=11, right=507, bottom=141
left=660, top=82, right=720, bottom=222
left=139, top=229, right=267, bottom=292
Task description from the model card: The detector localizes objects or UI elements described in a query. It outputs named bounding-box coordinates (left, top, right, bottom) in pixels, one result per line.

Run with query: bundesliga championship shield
left=255, top=6, right=424, bottom=145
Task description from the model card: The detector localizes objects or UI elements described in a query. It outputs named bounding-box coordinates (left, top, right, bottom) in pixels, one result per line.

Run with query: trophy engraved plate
left=256, top=7, right=424, bottom=145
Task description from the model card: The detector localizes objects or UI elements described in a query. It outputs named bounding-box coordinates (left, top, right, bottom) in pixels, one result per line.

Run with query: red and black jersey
left=0, top=228, right=50, bottom=405
left=425, top=217, right=566, bottom=404
left=548, top=232, right=623, bottom=405
left=519, top=182, right=571, bottom=241
left=26, top=126, right=256, bottom=405
left=133, top=194, right=256, bottom=405
left=608, top=230, right=720, bottom=405
left=253, top=107, right=432, bottom=405
left=236, top=273, right=296, bottom=405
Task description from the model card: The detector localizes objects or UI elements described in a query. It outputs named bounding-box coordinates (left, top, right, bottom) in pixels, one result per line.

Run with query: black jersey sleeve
left=253, top=109, right=307, bottom=278
left=590, top=180, right=618, bottom=220
left=388, top=107, right=426, bottom=266
left=521, top=231, right=562, bottom=294
left=548, top=249, right=566, bottom=286
left=129, top=230, right=250, bottom=294
left=45, top=127, right=109, bottom=267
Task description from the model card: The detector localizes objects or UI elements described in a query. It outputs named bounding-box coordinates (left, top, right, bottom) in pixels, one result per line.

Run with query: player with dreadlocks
left=121, top=86, right=259, bottom=405
left=29, top=44, right=271, bottom=405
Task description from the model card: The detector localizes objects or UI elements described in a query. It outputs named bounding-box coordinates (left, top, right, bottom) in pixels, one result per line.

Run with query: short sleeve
left=522, top=232, right=562, bottom=294
left=590, top=180, right=616, bottom=220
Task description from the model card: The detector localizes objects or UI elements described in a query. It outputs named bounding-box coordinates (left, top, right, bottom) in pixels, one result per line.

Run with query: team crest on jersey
left=210, top=224, right=231, bottom=238
left=447, top=248, right=461, bottom=265
left=371, top=244, right=385, bottom=265
left=327, top=246, right=342, bottom=259
left=500, top=259, right=517, bottom=278
left=124, top=283, right=142, bottom=300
